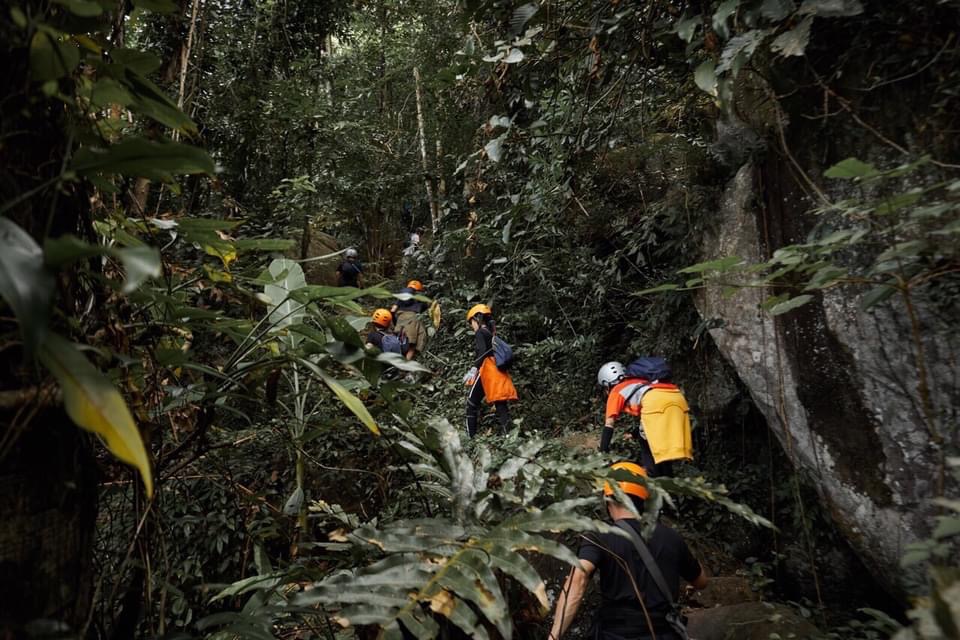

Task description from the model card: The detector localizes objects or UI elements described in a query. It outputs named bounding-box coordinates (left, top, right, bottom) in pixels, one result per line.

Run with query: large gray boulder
left=694, top=163, right=958, bottom=598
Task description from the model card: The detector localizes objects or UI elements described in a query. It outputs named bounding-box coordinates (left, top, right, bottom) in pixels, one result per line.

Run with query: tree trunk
left=436, top=137, right=446, bottom=199
left=0, top=410, right=98, bottom=635
left=413, top=67, right=439, bottom=234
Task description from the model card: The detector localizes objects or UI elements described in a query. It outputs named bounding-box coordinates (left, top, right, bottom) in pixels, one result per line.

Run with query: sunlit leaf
left=823, top=157, right=877, bottom=179
left=39, top=334, right=153, bottom=497
left=770, top=15, right=813, bottom=57
left=264, top=258, right=308, bottom=335
left=484, top=136, right=504, bottom=162
left=502, top=48, right=524, bottom=64
left=694, top=60, right=718, bottom=96
left=116, top=246, right=162, bottom=293
left=675, top=14, right=700, bottom=42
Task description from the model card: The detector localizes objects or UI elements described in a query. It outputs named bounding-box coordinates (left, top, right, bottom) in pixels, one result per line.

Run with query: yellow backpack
left=637, top=385, right=693, bottom=464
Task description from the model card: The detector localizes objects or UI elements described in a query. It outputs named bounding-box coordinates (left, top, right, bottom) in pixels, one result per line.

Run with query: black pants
left=466, top=376, right=511, bottom=437
left=636, top=437, right=674, bottom=478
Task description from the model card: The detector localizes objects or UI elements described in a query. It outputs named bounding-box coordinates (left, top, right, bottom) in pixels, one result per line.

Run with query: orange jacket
left=478, top=356, right=518, bottom=403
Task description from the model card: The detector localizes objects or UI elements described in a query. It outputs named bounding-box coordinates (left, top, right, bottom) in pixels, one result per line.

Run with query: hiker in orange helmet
left=390, top=279, right=429, bottom=361
left=365, top=309, right=408, bottom=356
left=549, top=462, right=708, bottom=640
left=464, top=304, right=517, bottom=437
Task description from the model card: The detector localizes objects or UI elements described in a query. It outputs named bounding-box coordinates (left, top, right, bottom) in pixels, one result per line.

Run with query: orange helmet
left=407, top=280, right=424, bottom=292
left=466, top=303, right=492, bottom=322
left=603, top=462, right=649, bottom=500
left=371, top=308, right=393, bottom=328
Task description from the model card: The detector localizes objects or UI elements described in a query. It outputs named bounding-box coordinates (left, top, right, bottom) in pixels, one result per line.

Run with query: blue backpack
left=492, top=335, right=514, bottom=370
left=625, top=356, right=671, bottom=381
left=379, top=330, right=409, bottom=355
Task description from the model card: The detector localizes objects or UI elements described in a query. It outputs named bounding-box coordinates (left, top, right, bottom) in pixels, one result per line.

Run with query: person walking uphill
left=390, top=280, right=429, bottom=361
left=336, top=248, right=363, bottom=288
left=597, top=360, right=693, bottom=477
left=549, top=461, right=708, bottom=640
left=464, top=304, right=518, bottom=437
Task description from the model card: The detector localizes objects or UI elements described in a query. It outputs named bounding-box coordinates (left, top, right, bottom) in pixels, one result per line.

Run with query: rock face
left=287, top=219, right=340, bottom=285
left=694, top=163, right=958, bottom=598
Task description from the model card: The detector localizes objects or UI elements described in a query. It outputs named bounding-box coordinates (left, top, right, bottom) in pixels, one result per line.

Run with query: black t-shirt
left=578, top=520, right=700, bottom=625
left=366, top=329, right=385, bottom=349
left=337, top=260, right=362, bottom=287
left=473, top=326, right=494, bottom=366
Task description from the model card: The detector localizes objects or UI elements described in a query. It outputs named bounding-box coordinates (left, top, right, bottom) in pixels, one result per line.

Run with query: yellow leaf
left=40, top=334, right=153, bottom=497
left=203, top=243, right=236, bottom=268
left=428, top=589, right=456, bottom=616
left=203, top=264, right=232, bottom=282
left=429, top=300, right=442, bottom=329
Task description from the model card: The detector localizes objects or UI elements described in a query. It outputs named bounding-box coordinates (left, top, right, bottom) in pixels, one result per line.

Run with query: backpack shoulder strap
left=614, top=520, right=676, bottom=608
left=622, top=383, right=652, bottom=407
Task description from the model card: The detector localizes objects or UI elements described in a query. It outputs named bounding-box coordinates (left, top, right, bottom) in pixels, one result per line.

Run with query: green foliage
left=644, top=157, right=960, bottom=317
left=202, top=419, right=772, bottom=639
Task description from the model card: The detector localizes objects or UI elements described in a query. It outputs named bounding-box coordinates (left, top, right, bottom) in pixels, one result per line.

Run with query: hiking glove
left=463, top=367, right=478, bottom=385
left=599, top=425, right=614, bottom=452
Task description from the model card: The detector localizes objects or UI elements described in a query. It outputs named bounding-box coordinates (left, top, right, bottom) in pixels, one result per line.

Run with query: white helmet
left=597, top=361, right=626, bottom=389
left=345, top=247, right=359, bottom=258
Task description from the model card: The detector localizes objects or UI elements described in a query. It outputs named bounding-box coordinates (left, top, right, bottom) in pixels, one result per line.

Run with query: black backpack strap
left=614, top=521, right=675, bottom=609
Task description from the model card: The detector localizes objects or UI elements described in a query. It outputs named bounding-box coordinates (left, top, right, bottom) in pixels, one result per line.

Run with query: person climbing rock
left=390, top=280, right=429, bottom=362
left=365, top=309, right=407, bottom=356
left=464, top=304, right=517, bottom=437
left=596, top=360, right=693, bottom=477
left=336, top=247, right=363, bottom=288
left=548, top=461, right=708, bottom=640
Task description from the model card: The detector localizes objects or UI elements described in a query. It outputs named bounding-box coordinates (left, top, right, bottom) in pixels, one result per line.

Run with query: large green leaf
left=44, top=234, right=161, bottom=293
left=0, top=218, right=54, bottom=357
left=116, top=246, right=162, bottom=293
left=823, top=157, right=878, bottom=179
left=110, top=48, right=163, bottom=75
left=297, top=358, right=380, bottom=435
left=30, top=31, right=80, bottom=82
left=39, top=334, right=153, bottom=497
left=694, top=60, right=718, bottom=96
left=123, top=69, right=197, bottom=133
left=263, top=258, right=307, bottom=336
left=71, top=137, right=214, bottom=181
left=770, top=15, right=813, bottom=57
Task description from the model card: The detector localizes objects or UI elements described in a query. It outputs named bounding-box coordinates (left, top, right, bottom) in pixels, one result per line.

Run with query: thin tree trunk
left=435, top=137, right=446, bottom=198
left=413, top=67, right=439, bottom=234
